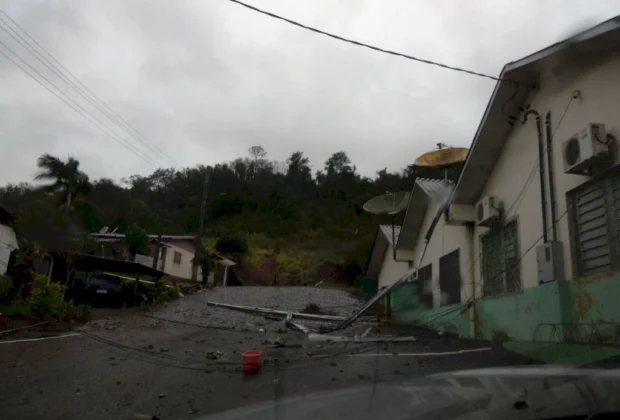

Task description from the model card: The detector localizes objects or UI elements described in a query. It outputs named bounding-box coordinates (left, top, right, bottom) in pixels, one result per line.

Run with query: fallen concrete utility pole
left=206, top=301, right=346, bottom=322
left=307, top=333, right=417, bottom=343
left=327, top=239, right=431, bottom=332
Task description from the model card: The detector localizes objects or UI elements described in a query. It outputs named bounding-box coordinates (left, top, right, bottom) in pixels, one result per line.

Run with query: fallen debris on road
left=206, top=301, right=346, bottom=322
left=308, top=333, right=417, bottom=343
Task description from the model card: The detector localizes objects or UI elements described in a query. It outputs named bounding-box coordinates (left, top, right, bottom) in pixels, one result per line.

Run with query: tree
left=124, top=223, right=148, bottom=258
left=286, top=151, right=312, bottom=184
left=324, top=151, right=354, bottom=176
left=34, top=154, right=91, bottom=208
left=215, top=235, right=248, bottom=257
left=248, top=145, right=267, bottom=161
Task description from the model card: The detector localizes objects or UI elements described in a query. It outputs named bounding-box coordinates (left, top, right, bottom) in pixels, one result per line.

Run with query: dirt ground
left=0, top=287, right=533, bottom=420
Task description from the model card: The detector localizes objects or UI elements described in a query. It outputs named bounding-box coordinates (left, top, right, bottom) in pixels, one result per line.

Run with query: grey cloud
left=1, top=0, right=620, bottom=185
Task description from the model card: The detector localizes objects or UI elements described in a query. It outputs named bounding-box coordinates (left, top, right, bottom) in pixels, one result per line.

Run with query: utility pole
left=192, top=168, right=210, bottom=282
left=152, top=230, right=162, bottom=270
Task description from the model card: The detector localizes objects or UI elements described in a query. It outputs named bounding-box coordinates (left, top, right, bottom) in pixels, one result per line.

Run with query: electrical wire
left=0, top=12, right=180, bottom=168
left=505, top=95, right=575, bottom=218
left=0, top=43, right=162, bottom=167
left=226, top=0, right=507, bottom=83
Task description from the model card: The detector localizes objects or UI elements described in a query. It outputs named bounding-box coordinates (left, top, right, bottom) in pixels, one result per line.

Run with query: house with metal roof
left=388, top=15, right=620, bottom=344
left=90, top=232, right=202, bottom=282
left=365, top=224, right=408, bottom=294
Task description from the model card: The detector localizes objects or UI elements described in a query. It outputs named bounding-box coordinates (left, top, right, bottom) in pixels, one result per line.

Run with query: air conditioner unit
left=562, top=123, right=612, bottom=175
left=476, top=196, right=501, bottom=226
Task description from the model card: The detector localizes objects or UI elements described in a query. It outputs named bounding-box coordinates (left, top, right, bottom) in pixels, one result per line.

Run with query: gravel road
left=0, top=286, right=533, bottom=420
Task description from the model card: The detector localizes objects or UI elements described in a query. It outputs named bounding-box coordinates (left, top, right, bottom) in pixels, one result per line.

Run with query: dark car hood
left=198, top=366, right=620, bottom=420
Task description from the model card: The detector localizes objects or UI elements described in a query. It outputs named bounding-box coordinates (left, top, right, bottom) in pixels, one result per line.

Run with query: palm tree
left=35, top=154, right=91, bottom=208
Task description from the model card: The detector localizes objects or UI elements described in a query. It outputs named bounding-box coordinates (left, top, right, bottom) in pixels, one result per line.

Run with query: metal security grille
left=439, top=249, right=461, bottom=305
left=570, top=170, right=620, bottom=276
left=503, top=220, right=520, bottom=293
left=480, top=220, right=521, bottom=297
left=417, top=263, right=433, bottom=307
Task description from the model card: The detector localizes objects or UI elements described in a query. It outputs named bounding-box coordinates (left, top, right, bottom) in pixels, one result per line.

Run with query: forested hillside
left=0, top=147, right=460, bottom=284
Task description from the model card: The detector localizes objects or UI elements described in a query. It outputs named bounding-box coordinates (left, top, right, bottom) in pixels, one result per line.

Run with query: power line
left=226, top=0, right=504, bottom=82
left=0, top=41, right=161, bottom=167
left=0, top=10, right=179, bottom=168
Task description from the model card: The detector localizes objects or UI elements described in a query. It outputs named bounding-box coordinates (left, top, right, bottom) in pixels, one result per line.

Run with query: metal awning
left=56, top=253, right=165, bottom=278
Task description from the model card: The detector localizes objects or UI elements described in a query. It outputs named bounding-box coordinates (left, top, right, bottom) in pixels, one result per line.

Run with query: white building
left=384, top=16, right=620, bottom=342
left=0, top=206, right=18, bottom=275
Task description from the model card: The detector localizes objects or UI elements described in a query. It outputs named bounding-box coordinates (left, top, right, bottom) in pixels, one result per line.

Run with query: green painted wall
left=474, top=281, right=565, bottom=341
left=389, top=274, right=620, bottom=343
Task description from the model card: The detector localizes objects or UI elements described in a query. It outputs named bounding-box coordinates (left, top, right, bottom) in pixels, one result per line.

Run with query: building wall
left=158, top=243, right=202, bottom=281
left=392, top=54, right=620, bottom=342
left=409, top=203, right=472, bottom=307
left=377, top=246, right=409, bottom=291
left=391, top=200, right=471, bottom=319
left=476, top=55, right=620, bottom=292
left=0, top=224, right=18, bottom=275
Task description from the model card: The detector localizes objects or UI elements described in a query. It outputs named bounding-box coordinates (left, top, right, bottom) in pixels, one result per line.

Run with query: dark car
left=86, top=273, right=125, bottom=307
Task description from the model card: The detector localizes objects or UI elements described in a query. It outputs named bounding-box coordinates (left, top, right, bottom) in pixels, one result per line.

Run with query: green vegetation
left=0, top=274, right=90, bottom=320
left=1, top=148, right=458, bottom=285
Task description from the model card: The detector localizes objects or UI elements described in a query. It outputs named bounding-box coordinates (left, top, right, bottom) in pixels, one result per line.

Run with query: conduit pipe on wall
left=545, top=112, right=558, bottom=241
left=524, top=110, right=549, bottom=243
left=467, top=223, right=476, bottom=338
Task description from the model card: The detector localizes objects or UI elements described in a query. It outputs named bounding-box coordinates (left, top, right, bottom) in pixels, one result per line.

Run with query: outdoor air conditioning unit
left=476, top=196, right=501, bottom=226
left=562, top=123, right=612, bottom=175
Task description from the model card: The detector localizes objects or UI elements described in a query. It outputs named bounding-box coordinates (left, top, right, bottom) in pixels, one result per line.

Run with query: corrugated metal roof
left=91, top=233, right=196, bottom=240
left=395, top=178, right=453, bottom=252
left=379, top=225, right=401, bottom=245
left=416, top=178, right=453, bottom=204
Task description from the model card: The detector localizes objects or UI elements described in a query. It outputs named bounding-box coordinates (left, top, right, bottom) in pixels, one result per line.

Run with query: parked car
left=86, top=273, right=125, bottom=307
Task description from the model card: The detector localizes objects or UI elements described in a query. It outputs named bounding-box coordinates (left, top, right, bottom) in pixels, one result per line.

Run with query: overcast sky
left=1, top=0, right=619, bottom=184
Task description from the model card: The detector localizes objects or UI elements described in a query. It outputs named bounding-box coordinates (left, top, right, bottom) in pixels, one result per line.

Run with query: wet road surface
left=0, top=287, right=533, bottom=419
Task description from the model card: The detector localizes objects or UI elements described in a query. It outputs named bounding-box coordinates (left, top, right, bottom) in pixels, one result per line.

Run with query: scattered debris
left=286, top=321, right=310, bottom=334
left=360, top=327, right=372, bottom=338
left=206, top=301, right=345, bottom=322
left=206, top=351, right=225, bottom=360
left=300, top=302, right=335, bottom=316
left=307, top=333, right=417, bottom=343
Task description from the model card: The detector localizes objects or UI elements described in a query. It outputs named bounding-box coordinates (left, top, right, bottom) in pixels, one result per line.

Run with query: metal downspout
left=525, top=110, right=549, bottom=243
left=467, top=223, right=476, bottom=338
left=545, top=112, right=558, bottom=241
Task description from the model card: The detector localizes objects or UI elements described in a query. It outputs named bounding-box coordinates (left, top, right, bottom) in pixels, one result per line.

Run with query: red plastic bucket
left=242, top=349, right=263, bottom=373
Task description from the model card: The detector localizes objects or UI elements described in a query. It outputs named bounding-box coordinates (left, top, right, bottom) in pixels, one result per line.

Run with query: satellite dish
left=363, top=191, right=411, bottom=216
left=99, top=226, right=109, bottom=234
left=414, top=147, right=468, bottom=168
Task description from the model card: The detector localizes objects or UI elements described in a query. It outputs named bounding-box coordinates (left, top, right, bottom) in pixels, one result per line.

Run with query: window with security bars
left=416, top=263, right=433, bottom=307
left=480, top=219, right=521, bottom=297
left=569, top=171, right=620, bottom=276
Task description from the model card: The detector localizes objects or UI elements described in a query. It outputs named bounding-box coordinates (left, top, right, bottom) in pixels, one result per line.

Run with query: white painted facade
left=156, top=241, right=202, bottom=282
left=393, top=23, right=620, bottom=310
left=377, top=246, right=409, bottom=291
left=474, top=55, right=620, bottom=293
left=0, top=224, right=18, bottom=275
left=407, top=202, right=473, bottom=306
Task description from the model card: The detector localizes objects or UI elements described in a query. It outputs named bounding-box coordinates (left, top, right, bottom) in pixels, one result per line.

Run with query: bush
left=0, top=299, right=31, bottom=318
left=156, top=285, right=179, bottom=302
left=29, top=276, right=68, bottom=319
